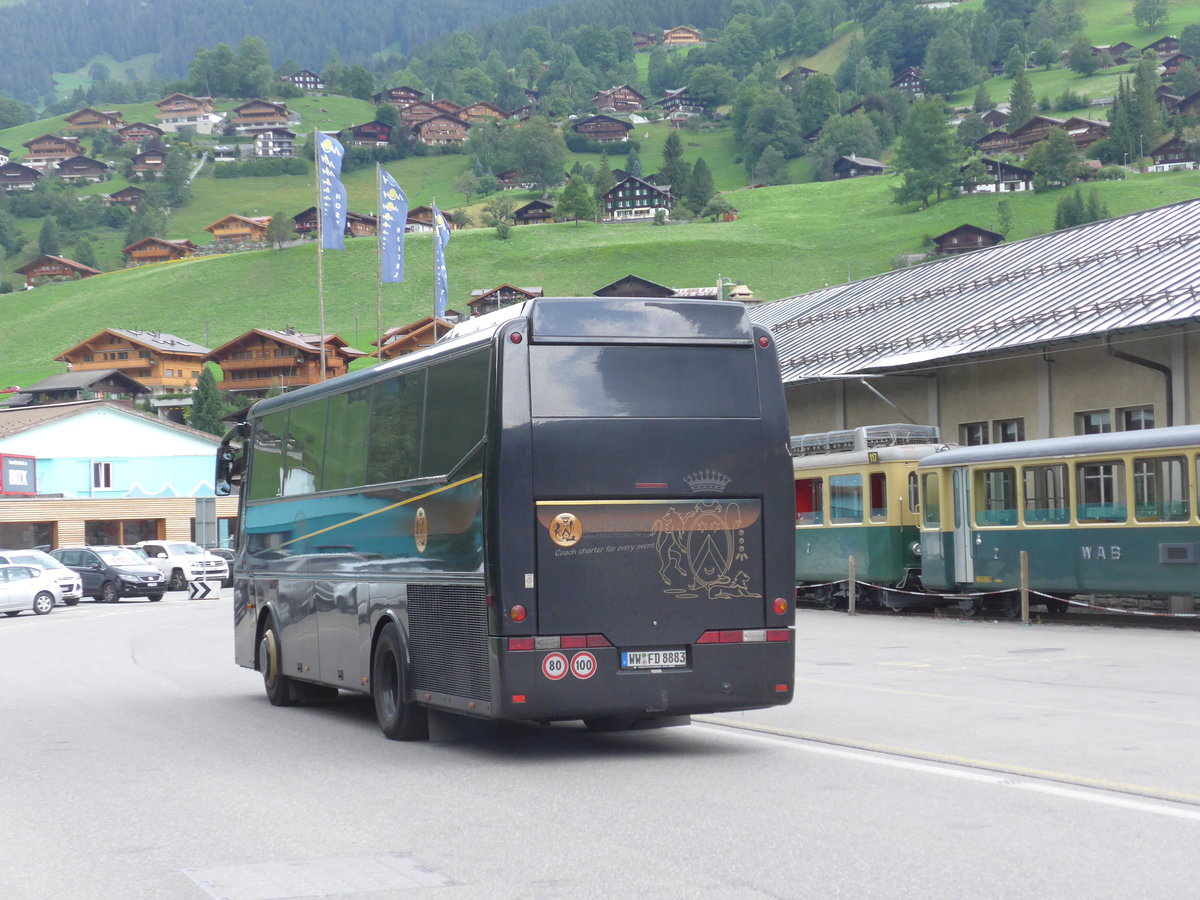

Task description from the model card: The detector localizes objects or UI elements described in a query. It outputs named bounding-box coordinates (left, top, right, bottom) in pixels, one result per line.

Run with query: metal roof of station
left=750, top=198, right=1200, bottom=384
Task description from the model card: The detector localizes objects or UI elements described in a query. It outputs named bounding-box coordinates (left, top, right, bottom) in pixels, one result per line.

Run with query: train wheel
left=1001, top=596, right=1020, bottom=619
left=814, top=586, right=837, bottom=610
left=961, top=601, right=979, bottom=618
left=1046, top=598, right=1069, bottom=615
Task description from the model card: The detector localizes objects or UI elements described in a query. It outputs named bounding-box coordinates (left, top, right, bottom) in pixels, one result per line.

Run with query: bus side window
left=829, top=474, right=863, bottom=524
left=795, top=477, right=823, bottom=525
left=247, top=410, right=290, bottom=501
left=921, top=473, right=940, bottom=528
left=869, top=472, right=887, bottom=521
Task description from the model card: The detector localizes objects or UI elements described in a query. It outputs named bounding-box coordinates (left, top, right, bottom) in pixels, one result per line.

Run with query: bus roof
left=918, top=424, right=1200, bottom=467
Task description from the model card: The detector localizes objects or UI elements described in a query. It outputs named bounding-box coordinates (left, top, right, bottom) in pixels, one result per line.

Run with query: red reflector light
left=696, top=631, right=720, bottom=644
left=766, top=629, right=792, bottom=642
left=560, top=635, right=587, bottom=649
left=512, top=694, right=527, bottom=703
left=508, top=637, right=535, bottom=651
left=586, top=634, right=611, bottom=648
left=758, top=336, right=770, bottom=348
left=509, top=332, right=523, bottom=344
left=719, top=630, right=743, bottom=643
left=509, top=604, right=527, bottom=623
left=775, top=684, right=789, bottom=693
left=773, top=597, right=788, bottom=615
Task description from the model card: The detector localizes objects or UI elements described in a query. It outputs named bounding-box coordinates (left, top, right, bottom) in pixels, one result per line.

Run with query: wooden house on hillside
left=832, top=154, right=887, bottom=179
left=412, top=114, right=470, bottom=145
left=779, top=66, right=818, bottom=90
left=118, top=122, right=164, bottom=144
left=0, top=162, right=42, bottom=191
left=513, top=200, right=555, bottom=225
left=1148, top=135, right=1196, bottom=172
left=372, top=317, right=456, bottom=360
left=55, top=155, right=111, bottom=183
left=15, top=255, right=103, bottom=288
left=131, top=145, right=167, bottom=175
left=573, top=114, right=633, bottom=143
left=103, top=185, right=147, bottom=209
left=203, top=214, right=271, bottom=243
left=203, top=328, right=365, bottom=395
left=468, top=285, right=543, bottom=317
left=592, top=85, right=645, bottom=112
left=349, top=121, right=392, bottom=146
left=21, top=134, right=83, bottom=169
left=154, top=93, right=220, bottom=133
left=662, top=26, right=703, bottom=45
left=231, top=99, right=290, bottom=132
left=281, top=69, right=325, bottom=91
left=1144, top=35, right=1180, bottom=59
left=460, top=102, right=508, bottom=125
left=632, top=31, right=658, bottom=51
left=292, top=207, right=377, bottom=238
left=400, top=101, right=443, bottom=126
left=933, top=224, right=1004, bottom=255
left=373, top=86, right=424, bottom=107
left=54, top=329, right=210, bottom=392
left=602, top=174, right=672, bottom=220
left=65, top=107, right=125, bottom=130
left=121, top=237, right=198, bottom=265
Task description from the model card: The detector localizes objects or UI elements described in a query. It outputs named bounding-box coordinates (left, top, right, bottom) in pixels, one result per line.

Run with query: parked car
left=50, top=546, right=166, bottom=602
left=135, top=541, right=229, bottom=591
left=208, top=547, right=235, bottom=588
left=0, top=564, right=61, bottom=616
left=0, top=548, right=83, bottom=604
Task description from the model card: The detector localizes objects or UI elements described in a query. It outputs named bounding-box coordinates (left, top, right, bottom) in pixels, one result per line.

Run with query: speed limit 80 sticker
left=541, top=652, right=568, bottom=681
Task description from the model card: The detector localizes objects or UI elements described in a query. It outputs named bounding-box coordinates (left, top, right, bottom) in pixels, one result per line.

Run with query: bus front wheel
left=259, top=621, right=295, bottom=707
left=372, top=623, right=428, bottom=741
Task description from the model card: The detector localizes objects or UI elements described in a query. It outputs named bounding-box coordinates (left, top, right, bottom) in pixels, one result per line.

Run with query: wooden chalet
left=1008, top=115, right=1066, bottom=151
left=54, top=329, right=211, bottom=393
left=497, top=170, right=536, bottom=191
left=981, top=109, right=1009, bottom=129
left=1171, top=89, right=1200, bottom=117
left=1143, top=35, right=1180, bottom=59
left=602, top=174, right=672, bottom=220
left=662, top=26, right=703, bottom=45
left=252, top=128, right=296, bottom=158
left=412, top=114, right=470, bottom=145
left=349, top=121, right=392, bottom=146
left=962, top=157, right=1034, bottom=193
left=65, top=107, right=125, bottom=131
left=432, top=99, right=463, bottom=114
left=933, top=224, right=1004, bottom=256
left=407, top=205, right=460, bottom=230
left=204, top=214, right=272, bottom=243
left=131, top=145, right=167, bottom=175
left=460, top=102, right=508, bottom=124
left=513, top=199, right=555, bottom=226
left=121, top=237, right=198, bottom=265
left=231, top=99, right=290, bottom=132
left=281, top=69, right=325, bottom=91
left=373, top=317, right=456, bottom=360
left=832, top=153, right=887, bottom=179
left=155, top=93, right=219, bottom=133
left=1062, top=117, right=1109, bottom=152
left=0, top=162, right=42, bottom=191
left=632, top=31, right=659, bottom=51
left=104, top=185, right=146, bottom=209
left=467, top=286, right=542, bottom=317
left=593, top=275, right=676, bottom=298
left=21, top=134, right=83, bottom=170
left=212, top=145, right=241, bottom=162
left=292, top=207, right=377, bottom=237
left=593, top=85, right=645, bottom=112
left=400, top=101, right=443, bottom=126
left=17, top=369, right=150, bottom=405
left=15, top=255, right=103, bottom=288
left=118, top=122, right=164, bottom=144
left=779, top=66, right=818, bottom=90
left=1092, top=42, right=1135, bottom=65
left=1162, top=53, right=1194, bottom=76
left=373, top=86, right=424, bottom=108
left=204, top=328, right=365, bottom=394
left=977, top=129, right=1018, bottom=154
left=891, top=66, right=924, bottom=95
left=654, top=87, right=704, bottom=116
left=1148, top=135, right=1196, bottom=172
left=55, top=155, right=111, bottom=183
left=573, top=114, right=633, bottom=143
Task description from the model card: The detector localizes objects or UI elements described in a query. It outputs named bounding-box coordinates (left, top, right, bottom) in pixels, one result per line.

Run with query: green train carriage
left=793, top=425, right=948, bottom=610
left=918, top=425, right=1200, bottom=616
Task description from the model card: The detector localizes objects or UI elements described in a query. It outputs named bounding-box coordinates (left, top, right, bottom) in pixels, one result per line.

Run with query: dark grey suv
left=50, top=546, right=167, bottom=603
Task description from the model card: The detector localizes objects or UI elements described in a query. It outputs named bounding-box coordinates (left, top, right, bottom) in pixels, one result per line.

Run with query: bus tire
left=259, top=620, right=296, bottom=707
left=372, top=622, right=428, bottom=741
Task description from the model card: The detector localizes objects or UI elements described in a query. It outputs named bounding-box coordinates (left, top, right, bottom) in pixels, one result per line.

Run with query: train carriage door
left=951, top=467, right=974, bottom=585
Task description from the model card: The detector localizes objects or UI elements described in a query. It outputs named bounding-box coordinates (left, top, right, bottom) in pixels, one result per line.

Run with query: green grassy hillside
left=4, top=169, right=1199, bottom=389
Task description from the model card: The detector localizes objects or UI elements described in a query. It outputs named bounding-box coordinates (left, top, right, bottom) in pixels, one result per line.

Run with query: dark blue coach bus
left=216, top=297, right=795, bottom=740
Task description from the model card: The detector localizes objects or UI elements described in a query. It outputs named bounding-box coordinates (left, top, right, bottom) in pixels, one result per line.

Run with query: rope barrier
left=796, top=579, right=1200, bottom=618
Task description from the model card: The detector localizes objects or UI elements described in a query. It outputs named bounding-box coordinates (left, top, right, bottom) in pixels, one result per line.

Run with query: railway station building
left=751, top=199, right=1200, bottom=445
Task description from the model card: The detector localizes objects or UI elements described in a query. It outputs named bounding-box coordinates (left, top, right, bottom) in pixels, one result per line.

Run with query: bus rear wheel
left=259, top=621, right=295, bottom=707
left=372, top=623, right=428, bottom=741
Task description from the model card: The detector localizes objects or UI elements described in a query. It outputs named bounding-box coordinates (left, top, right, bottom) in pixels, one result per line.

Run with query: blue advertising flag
left=379, top=169, right=408, bottom=283
left=432, top=201, right=451, bottom=319
left=317, top=134, right=347, bottom=250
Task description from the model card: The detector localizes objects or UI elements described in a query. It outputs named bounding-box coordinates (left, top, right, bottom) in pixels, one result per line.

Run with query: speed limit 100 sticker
left=541, top=652, right=568, bottom=681
left=571, top=651, right=596, bottom=680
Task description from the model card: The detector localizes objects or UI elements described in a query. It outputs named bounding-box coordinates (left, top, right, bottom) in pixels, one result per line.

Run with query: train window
left=908, top=472, right=919, bottom=514
left=1133, top=456, right=1188, bottom=522
left=921, top=474, right=940, bottom=528
left=795, top=477, right=824, bottom=525
left=974, top=468, right=1017, bottom=526
left=869, top=473, right=887, bottom=521
left=1077, top=461, right=1127, bottom=522
left=829, top=474, right=863, bottom=524
left=1023, top=464, right=1069, bottom=525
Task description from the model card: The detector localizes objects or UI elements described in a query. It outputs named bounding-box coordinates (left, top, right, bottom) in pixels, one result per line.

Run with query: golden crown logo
left=684, top=470, right=731, bottom=493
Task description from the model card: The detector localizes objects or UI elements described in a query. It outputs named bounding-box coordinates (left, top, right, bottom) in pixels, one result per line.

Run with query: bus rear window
left=529, top=345, right=759, bottom=418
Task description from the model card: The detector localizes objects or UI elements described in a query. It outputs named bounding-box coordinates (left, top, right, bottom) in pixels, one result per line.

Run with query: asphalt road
left=1, top=596, right=1198, bottom=899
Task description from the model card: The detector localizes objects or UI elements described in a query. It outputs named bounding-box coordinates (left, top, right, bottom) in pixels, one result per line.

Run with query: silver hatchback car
left=0, top=564, right=62, bottom=617
left=0, top=549, right=83, bottom=605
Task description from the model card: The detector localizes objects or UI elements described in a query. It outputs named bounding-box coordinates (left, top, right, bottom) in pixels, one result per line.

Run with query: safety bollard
left=1020, top=550, right=1030, bottom=624
left=848, top=555, right=857, bottom=616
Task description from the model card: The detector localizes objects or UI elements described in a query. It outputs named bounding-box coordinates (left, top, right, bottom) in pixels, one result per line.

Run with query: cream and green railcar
left=793, top=425, right=947, bottom=609
left=918, top=425, right=1200, bottom=616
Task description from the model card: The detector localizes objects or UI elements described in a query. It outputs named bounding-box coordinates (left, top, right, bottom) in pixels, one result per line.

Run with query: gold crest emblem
left=550, top=512, right=582, bottom=547
left=414, top=507, right=428, bottom=554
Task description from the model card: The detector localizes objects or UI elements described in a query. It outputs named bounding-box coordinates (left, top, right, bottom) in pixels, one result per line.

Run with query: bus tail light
left=508, top=637, right=535, bottom=651
left=696, top=628, right=793, bottom=644
left=509, top=604, right=527, bottom=622
left=773, top=597, right=789, bottom=615
left=508, top=634, right=610, bottom=651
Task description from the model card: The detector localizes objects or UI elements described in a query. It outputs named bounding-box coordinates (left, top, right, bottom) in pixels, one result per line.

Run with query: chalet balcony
left=216, top=374, right=325, bottom=392
left=217, top=356, right=306, bottom=371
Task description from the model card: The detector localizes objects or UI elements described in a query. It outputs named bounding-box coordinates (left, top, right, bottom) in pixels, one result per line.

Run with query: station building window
left=1075, top=410, right=1112, bottom=434
left=960, top=422, right=988, bottom=445
left=1119, top=406, right=1154, bottom=431
left=994, top=418, right=1024, bottom=442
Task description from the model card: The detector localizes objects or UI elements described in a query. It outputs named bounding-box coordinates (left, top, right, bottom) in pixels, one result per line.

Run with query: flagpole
left=314, top=128, right=327, bottom=381
left=375, top=164, right=383, bottom=364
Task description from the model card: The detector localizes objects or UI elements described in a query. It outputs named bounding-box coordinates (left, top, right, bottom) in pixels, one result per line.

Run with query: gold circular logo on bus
left=414, top=507, right=428, bottom=554
left=550, top=512, right=582, bottom=547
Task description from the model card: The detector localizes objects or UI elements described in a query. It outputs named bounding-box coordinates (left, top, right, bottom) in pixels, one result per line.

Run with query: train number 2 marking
left=1081, top=545, right=1121, bottom=560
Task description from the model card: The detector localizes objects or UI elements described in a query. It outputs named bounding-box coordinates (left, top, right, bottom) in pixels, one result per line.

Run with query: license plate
left=621, top=649, right=687, bottom=669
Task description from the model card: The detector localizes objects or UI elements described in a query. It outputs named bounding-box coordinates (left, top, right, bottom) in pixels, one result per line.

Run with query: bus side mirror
left=216, top=443, right=243, bottom=496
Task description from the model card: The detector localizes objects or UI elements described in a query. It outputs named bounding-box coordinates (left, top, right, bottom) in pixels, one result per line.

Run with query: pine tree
left=188, top=367, right=229, bottom=436
left=1132, top=52, right=1163, bottom=160
left=1084, top=187, right=1109, bottom=223
left=891, top=98, right=965, bottom=209
left=687, top=158, right=715, bottom=210
left=1008, top=68, right=1036, bottom=132
left=593, top=151, right=614, bottom=197
left=1054, top=188, right=1085, bottom=229
left=1107, top=78, right=1134, bottom=164
left=660, top=131, right=691, bottom=198
left=625, top=146, right=643, bottom=179
left=38, top=218, right=59, bottom=256
left=73, top=236, right=98, bottom=268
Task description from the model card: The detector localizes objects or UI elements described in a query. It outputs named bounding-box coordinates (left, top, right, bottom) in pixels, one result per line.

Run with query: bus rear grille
left=407, top=583, right=491, bottom=702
